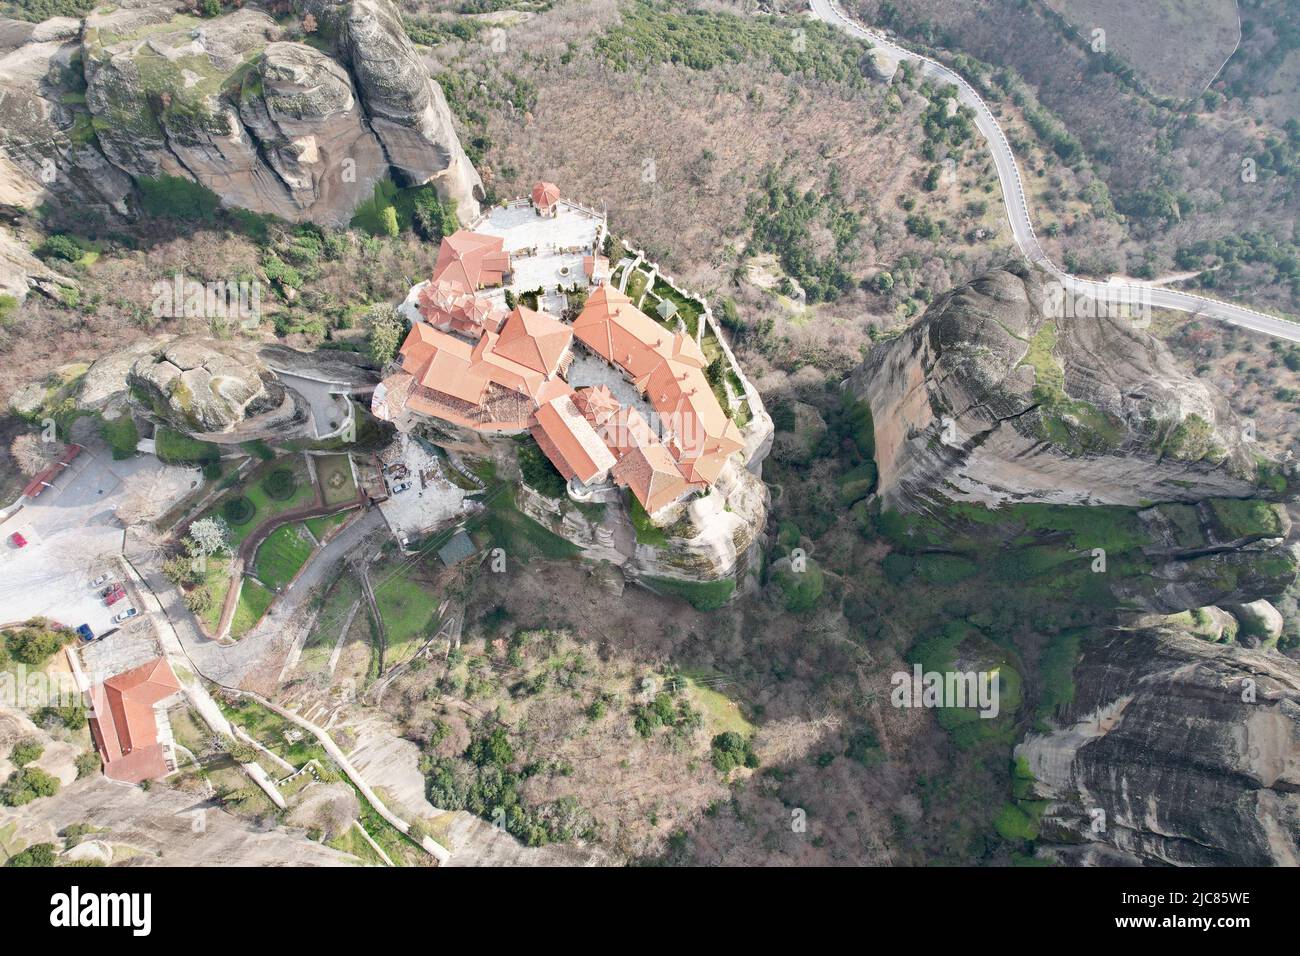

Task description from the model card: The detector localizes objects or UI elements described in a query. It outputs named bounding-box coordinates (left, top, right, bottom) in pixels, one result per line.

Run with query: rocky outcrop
left=0, top=0, right=481, bottom=225
left=516, top=457, right=770, bottom=585
left=0, top=226, right=75, bottom=304
left=848, top=265, right=1283, bottom=511
left=127, top=337, right=280, bottom=433
left=338, top=0, right=483, bottom=206
left=1018, top=619, right=1300, bottom=866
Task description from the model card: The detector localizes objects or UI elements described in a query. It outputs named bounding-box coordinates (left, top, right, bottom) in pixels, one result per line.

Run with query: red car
left=105, top=586, right=127, bottom=606
left=9, top=532, right=26, bottom=548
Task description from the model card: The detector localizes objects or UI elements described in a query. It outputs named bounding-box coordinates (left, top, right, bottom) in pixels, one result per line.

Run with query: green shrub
left=222, top=496, right=255, bottom=525
left=242, top=439, right=275, bottom=461
left=38, top=234, right=81, bottom=262
left=155, top=427, right=220, bottom=465
left=2, top=620, right=67, bottom=666
left=0, top=766, right=60, bottom=806
left=99, top=414, right=139, bottom=460
left=262, top=468, right=297, bottom=500
left=710, top=731, right=758, bottom=772
left=518, top=441, right=567, bottom=499
left=10, top=738, right=43, bottom=767
left=5, top=842, right=56, bottom=866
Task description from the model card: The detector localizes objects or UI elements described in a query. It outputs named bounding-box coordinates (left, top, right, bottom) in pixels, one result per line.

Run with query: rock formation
left=0, top=0, right=482, bottom=225
left=848, top=265, right=1280, bottom=512
left=515, top=456, right=770, bottom=584
left=1018, top=619, right=1300, bottom=866
left=127, top=337, right=281, bottom=433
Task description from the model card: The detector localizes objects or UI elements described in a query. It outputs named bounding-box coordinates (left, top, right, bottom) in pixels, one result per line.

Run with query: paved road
left=134, top=505, right=385, bottom=688
left=809, top=0, right=1300, bottom=344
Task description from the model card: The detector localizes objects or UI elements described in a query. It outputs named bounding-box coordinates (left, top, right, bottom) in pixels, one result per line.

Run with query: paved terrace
left=474, top=200, right=603, bottom=295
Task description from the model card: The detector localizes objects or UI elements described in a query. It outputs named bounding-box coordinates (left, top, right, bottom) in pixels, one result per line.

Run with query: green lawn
left=255, top=524, right=315, bottom=590
left=315, top=454, right=358, bottom=507
left=652, top=278, right=704, bottom=336
left=230, top=579, right=274, bottom=639
left=682, top=675, right=753, bottom=736
left=371, top=562, right=442, bottom=665
left=305, top=510, right=352, bottom=542
left=198, top=558, right=233, bottom=633
left=625, top=268, right=650, bottom=305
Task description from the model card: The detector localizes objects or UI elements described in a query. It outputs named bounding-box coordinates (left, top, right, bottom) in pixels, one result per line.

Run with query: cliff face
left=515, top=456, right=770, bottom=586
left=0, top=0, right=481, bottom=225
left=848, top=265, right=1271, bottom=512
left=1018, top=619, right=1300, bottom=866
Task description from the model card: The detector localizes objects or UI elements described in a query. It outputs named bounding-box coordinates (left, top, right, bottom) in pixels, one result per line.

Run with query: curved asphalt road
left=809, top=0, right=1300, bottom=344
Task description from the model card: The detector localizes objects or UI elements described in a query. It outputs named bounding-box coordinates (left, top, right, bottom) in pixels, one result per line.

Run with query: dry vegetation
left=850, top=0, right=1300, bottom=312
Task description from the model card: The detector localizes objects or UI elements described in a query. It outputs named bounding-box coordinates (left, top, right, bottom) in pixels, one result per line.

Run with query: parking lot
left=0, top=447, right=199, bottom=637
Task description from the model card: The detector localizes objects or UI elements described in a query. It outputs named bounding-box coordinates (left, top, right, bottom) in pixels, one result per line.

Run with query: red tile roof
left=530, top=394, right=616, bottom=485
left=494, top=305, right=573, bottom=376
left=531, top=181, right=561, bottom=212
left=88, top=657, right=181, bottom=784
left=432, top=230, right=511, bottom=292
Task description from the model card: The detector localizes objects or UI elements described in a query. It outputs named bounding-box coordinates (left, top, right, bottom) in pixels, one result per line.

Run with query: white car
left=90, top=573, right=110, bottom=588
left=113, top=607, right=138, bottom=623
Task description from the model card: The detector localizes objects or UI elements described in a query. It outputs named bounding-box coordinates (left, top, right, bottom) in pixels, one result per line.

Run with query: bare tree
left=10, top=433, right=64, bottom=477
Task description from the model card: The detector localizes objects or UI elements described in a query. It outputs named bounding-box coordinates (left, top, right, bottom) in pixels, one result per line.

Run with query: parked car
left=90, top=573, right=110, bottom=588
left=100, top=583, right=122, bottom=598
left=9, top=531, right=27, bottom=548
left=392, top=481, right=411, bottom=494
left=76, top=624, right=95, bottom=644
left=105, top=587, right=127, bottom=606
left=113, top=607, right=138, bottom=623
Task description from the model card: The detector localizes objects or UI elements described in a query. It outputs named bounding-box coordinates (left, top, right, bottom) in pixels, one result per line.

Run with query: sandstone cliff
left=848, top=265, right=1281, bottom=511
left=0, top=0, right=482, bottom=225
left=1018, top=619, right=1300, bottom=866
left=515, top=456, right=770, bottom=586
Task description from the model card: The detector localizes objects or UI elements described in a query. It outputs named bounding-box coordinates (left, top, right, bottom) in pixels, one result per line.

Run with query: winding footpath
left=809, top=0, right=1300, bottom=344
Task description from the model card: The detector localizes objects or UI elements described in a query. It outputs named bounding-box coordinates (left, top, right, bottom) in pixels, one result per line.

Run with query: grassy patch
left=643, top=575, right=735, bottom=611
left=305, top=510, right=351, bottom=542
left=155, top=427, right=219, bottom=465
left=315, top=454, right=357, bottom=507
left=230, top=579, right=273, bottom=639
left=1207, top=498, right=1286, bottom=540
left=629, top=494, right=669, bottom=546
left=255, top=524, right=314, bottom=590
left=99, top=415, right=139, bottom=460
left=1019, top=322, right=1124, bottom=453
left=371, top=560, right=442, bottom=665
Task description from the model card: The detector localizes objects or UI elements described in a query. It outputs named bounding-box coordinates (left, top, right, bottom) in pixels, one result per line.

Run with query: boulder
left=0, top=0, right=481, bottom=225
left=127, top=337, right=277, bottom=433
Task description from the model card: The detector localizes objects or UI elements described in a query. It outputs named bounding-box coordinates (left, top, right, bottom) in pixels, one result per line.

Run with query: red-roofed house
left=87, top=657, right=183, bottom=784
left=530, top=394, right=616, bottom=486
left=432, top=230, right=511, bottom=292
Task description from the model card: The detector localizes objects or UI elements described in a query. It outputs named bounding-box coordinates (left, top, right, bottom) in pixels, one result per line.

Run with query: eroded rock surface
left=849, top=265, right=1279, bottom=511
left=0, top=0, right=481, bottom=225
left=1018, top=620, right=1300, bottom=866
left=127, top=337, right=278, bottom=432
